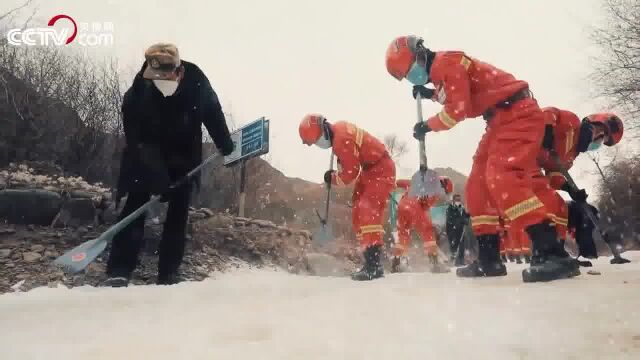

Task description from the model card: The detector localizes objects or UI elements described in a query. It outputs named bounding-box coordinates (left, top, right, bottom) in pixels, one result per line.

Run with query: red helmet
left=439, top=176, right=453, bottom=195
left=299, top=114, right=326, bottom=145
left=385, top=35, right=425, bottom=80
left=584, top=113, right=623, bottom=146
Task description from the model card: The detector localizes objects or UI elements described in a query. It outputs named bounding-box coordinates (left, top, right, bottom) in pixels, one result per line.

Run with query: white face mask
left=314, top=134, right=332, bottom=149
left=152, top=79, right=179, bottom=97
left=454, top=201, right=462, bottom=206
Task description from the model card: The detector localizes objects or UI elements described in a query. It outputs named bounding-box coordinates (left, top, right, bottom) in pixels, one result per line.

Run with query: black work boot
left=522, top=223, right=580, bottom=283
left=390, top=256, right=401, bottom=273
left=351, top=245, right=384, bottom=281
left=157, top=272, right=183, bottom=285
left=428, top=254, right=450, bottom=274
left=515, top=255, right=523, bottom=264
left=501, top=254, right=508, bottom=263
left=102, top=268, right=131, bottom=288
left=101, top=276, right=130, bottom=288
left=524, top=255, right=531, bottom=264
left=457, top=235, right=507, bottom=277
left=390, top=255, right=410, bottom=273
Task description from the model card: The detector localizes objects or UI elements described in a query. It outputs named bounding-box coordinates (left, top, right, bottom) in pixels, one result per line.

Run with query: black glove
left=569, top=188, right=588, bottom=203
left=413, top=121, right=431, bottom=140
left=412, top=85, right=435, bottom=100
left=324, top=170, right=333, bottom=185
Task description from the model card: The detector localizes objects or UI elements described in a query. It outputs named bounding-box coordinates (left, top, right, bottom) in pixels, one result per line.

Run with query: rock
left=587, top=270, right=602, bottom=275
left=44, top=250, right=59, bottom=259
left=0, top=227, right=16, bottom=235
left=200, top=208, right=215, bottom=217
left=10, top=279, right=25, bottom=291
left=69, top=190, right=97, bottom=199
left=252, top=219, right=277, bottom=228
left=60, top=198, right=96, bottom=227
left=190, top=212, right=206, bottom=220
left=48, top=281, right=62, bottom=288
left=22, top=251, right=42, bottom=262
left=27, top=224, right=35, bottom=231
left=0, top=249, right=10, bottom=258
left=30, top=244, right=45, bottom=253
left=0, top=189, right=62, bottom=225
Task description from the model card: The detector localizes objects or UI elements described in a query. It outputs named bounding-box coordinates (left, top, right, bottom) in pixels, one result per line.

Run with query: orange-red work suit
left=422, top=51, right=549, bottom=237
left=501, top=222, right=532, bottom=257
left=392, top=179, right=439, bottom=257
left=329, top=121, right=396, bottom=249
left=535, top=107, right=584, bottom=241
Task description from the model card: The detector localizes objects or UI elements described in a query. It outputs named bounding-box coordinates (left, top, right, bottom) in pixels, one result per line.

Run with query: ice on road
left=2, top=253, right=640, bottom=360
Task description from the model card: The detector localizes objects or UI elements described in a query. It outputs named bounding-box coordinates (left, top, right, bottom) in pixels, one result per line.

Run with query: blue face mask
left=587, top=141, right=603, bottom=151
left=405, top=62, right=429, bottom=85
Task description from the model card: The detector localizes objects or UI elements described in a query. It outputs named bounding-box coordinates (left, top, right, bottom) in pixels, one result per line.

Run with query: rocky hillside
left=196, top=146, right=468, bottom=241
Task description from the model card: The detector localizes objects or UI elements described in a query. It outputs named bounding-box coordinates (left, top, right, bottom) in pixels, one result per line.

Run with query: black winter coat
left=446, top=203, right=469, bottom=235
left=116, top=60, right=234, bottom=196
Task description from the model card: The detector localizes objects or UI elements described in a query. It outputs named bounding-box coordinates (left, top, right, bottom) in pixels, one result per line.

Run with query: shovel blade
left=54, top=236, right=109, bottom=274
left=312, top=224, right=333, bottom=245
left=409, top=169, right=445, bottom=198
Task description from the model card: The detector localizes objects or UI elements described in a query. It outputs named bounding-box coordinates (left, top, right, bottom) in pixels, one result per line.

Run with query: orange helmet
left=385, top=35, right=426, bottom=80
left=584, top=113, right=623, bottom=146
left=299, top=113, right=326, bottom=145
left=439, top=176, right=453, bottom=195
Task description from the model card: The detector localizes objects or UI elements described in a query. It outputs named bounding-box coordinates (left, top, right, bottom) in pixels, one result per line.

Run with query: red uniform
left=534, top=107, right=582, bottom=241
left=329, top=121, right=396, bottom=249
left=424, top=51, right=549, bottom=237
left=392, top=179, right=439, bottom=257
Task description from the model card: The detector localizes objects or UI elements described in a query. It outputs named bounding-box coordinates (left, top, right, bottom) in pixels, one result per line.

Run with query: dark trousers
left=106, top=183, right=191, bottom=280
left=448, top=227, right=465, bottom=264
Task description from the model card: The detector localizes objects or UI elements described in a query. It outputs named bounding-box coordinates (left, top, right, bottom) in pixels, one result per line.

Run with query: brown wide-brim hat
left=142, top=43, right=181, bottom=80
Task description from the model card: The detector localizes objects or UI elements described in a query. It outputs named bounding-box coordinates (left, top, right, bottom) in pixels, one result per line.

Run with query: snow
left=2, top=254, right=640, bottom=360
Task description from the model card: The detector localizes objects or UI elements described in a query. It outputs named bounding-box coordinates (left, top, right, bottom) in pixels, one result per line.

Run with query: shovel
left=312, top=152, right=335, bottom=245
left=549, top=151, right=630, bottom=264
left=409, top=93, right=445, bottom=199
left=54, top=152, right=221, bottom=274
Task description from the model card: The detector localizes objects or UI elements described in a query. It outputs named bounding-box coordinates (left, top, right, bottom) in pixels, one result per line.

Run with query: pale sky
left=5, top=0, right=619, bottom=197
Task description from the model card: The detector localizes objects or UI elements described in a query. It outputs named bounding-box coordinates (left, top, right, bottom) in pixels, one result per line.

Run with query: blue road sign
left=224, top=117, right=270, bottom=166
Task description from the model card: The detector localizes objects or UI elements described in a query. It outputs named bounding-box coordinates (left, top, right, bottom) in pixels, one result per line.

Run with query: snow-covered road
left=2, top=253, right=640, bottom=360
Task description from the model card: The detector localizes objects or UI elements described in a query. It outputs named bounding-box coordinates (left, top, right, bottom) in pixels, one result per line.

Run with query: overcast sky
left=5, top=0, right=619, bottom=197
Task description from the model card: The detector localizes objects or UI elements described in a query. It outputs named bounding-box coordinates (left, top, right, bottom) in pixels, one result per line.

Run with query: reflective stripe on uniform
left=460, top=56, right=471, bottom=70
left=360, top=224, right=384, bottom=234
left=566, top=129, right=574, bottom=155
left=437, top=111, right=457, bottom=129
left=548, top=172, right=565, bottom=179
left=504, top=196, right=544, bottom=221
left=355, top=128, right=364, bottom=147
left=471, top=215, right=500, bottom=227
left=548, top=213, right=568, bottom=226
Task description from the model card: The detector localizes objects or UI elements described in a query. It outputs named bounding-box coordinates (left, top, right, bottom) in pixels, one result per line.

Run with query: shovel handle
left=324, top=153, right=334, bottom=215
left=416, top=93, right=428, bottom=170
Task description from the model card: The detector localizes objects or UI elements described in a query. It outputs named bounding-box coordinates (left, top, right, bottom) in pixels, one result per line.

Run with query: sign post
left=224, top=117, right=270, bottom=217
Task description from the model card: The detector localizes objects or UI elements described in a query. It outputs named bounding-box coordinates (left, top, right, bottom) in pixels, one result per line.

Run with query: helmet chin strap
left=576, top=119, right=594, bottom=153
left=314, top=120, right=333, bottom=149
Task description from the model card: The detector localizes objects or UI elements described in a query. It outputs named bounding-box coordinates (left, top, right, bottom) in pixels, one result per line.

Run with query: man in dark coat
left=446, top=194, right=469, bottom=266
left=105, top=43, right=234, bottom=287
